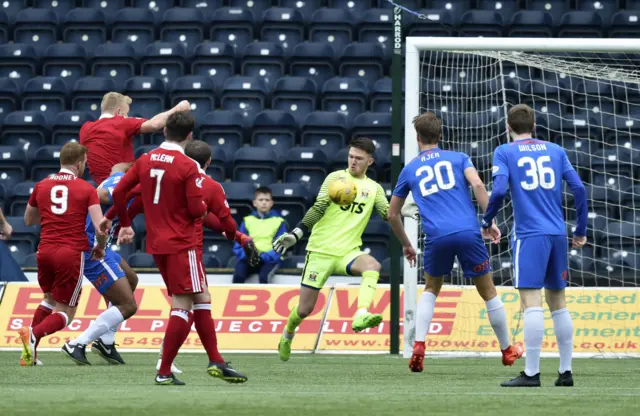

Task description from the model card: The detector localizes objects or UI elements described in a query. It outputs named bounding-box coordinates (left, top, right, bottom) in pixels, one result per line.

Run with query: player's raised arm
left=562, top=151, right=588, bottom=248
left=139, top=100, right=191, bottom=134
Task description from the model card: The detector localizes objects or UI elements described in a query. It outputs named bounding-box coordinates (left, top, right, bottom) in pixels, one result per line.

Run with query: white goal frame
left=402, top=37, right=640, bottom=359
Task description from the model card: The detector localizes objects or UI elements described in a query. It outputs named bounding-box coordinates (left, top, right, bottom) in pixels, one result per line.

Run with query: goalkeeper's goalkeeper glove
left=273, top=228, right=304, bottom=255
left=401, top=201, right=420, bottom=220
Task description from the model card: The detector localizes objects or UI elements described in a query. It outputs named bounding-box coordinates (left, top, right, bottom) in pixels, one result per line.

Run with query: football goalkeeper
left=273, top=137, right=410, bottom=361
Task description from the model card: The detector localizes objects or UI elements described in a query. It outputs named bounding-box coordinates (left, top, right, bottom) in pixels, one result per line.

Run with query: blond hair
left=101, top=92, right=132, bottom=114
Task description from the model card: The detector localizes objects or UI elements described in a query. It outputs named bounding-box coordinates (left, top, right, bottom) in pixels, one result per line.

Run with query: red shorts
left=37, top=247, right=85, bottom=307
left=153, top=249, right=206, bottom=296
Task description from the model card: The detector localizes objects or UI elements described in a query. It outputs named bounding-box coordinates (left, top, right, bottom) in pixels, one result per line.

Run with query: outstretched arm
left=139, top=101, right=191, bottom=134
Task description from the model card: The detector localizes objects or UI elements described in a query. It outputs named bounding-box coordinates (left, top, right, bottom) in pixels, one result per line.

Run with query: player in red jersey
left=104, top=112, right=246, bottom=385
left=17, top=142, right=105, bottom=366
left=80, top=92, right=191, bottom=184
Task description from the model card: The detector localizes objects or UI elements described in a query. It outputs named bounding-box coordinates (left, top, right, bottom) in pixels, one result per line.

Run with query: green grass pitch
left=1, top=351, right=638, bottom=416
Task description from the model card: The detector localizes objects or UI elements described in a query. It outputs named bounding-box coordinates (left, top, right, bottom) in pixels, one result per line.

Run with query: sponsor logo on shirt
left=492, top=166, right=499, bottom=173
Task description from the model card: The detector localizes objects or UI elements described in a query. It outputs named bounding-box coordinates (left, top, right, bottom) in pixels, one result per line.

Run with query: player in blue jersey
left=388, top=112, right=523, bottom=373
left=482, top=104, right=588, bottom=388
left=62, top=163, right=139, bottom=366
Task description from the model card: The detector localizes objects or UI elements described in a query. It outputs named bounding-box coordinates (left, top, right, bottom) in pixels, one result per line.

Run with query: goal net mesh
left=411, top=49, right=640, bottom=357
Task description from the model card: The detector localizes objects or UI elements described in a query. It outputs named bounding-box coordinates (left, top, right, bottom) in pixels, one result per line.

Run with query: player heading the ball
left=389, top=112, right=523, bottom=373
left=273, top=137, right=393, bottom=362
left=482, top=104, right=588, bottom=388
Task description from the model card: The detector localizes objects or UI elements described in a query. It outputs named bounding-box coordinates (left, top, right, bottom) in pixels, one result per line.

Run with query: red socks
left=193, top=303, right=224, bottom=363
left=158, top=309, right=192, bottom=376
left=33, top=312, right=68, bottom=341
left=32, top=303, right=54, bottom=347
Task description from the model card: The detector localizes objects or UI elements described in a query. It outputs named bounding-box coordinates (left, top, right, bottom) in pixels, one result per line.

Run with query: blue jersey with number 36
left=393, top=148, right=479, bottom=240
left=492, top=139, right=573, bottom=238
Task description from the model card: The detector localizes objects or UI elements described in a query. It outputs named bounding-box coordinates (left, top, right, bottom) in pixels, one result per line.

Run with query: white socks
left=415, top=292, right=437, bottom=342
left=523, top=307, right=544, bottom=377
left=552, top=308, right=573, bottom=373
left=99, top=325, right=118, bottom=345
left=73, top=306, right=125, bottom=346
left=485, top=296, right=510, bottom=350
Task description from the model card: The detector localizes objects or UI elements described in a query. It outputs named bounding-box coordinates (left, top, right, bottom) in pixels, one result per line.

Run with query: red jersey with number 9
left=28, top=169, right=101, bottom=251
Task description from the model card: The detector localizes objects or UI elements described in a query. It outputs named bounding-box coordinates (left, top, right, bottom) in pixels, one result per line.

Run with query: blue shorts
left=83, top=249, right=125, bottom=295
left=512, top=235, right=568, bottom=290
left=424, top=231, right=491, bottom=278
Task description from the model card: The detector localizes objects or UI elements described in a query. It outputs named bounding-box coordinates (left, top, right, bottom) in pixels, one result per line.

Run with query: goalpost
left=402, top=37, right=640, bottom=359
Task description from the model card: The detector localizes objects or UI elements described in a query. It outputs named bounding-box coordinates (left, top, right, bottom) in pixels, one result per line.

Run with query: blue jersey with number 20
left=393, top=148, right=479, bottom=240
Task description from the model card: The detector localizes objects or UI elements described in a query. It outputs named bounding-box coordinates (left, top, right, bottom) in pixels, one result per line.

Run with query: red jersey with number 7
left=110, top=142, right=207, bottom=255
left=28, top=169, right=101, bottom=252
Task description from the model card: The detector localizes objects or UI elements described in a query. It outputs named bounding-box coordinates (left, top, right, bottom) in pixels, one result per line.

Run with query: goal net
left=402, top=38, right=640, bottom=359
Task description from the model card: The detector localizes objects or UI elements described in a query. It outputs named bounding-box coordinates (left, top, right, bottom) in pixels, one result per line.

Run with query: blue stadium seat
left=33, top=0, right=73, bottom=22
left=282, top=147, right=329, bottom=194
left=272, top=76, right=317, bottom=126
left=14, top=9, right=58, bottom=56
left=269, top=183, right=310, bottom=229
left=179, top=0, right=224, bottom=20
left=124, top=76, right=166, bottom=120
left=558, top=11, right=603, bottom=37
left=7, top=241, right=30, bottom=266
left=371, top=77, right=394, bottom=113
left=0, top=0, right=22, bottom=23
left=426, top=0, right=471, bottom=22
left=290, top=42, right=337, bottom=92
left=603, top=222, right=640, bottom=250
left=91, top=43, right=138, bottom=91
left=364, top=218, right=390, bottom=242
left=0, top=11, right=6, bottom=44
left=361, top=241, right=387, bottom=263
left=21, top=77, right=68, bottom=125
left=301, top=111, right=349, bottom=156
left=31, top=145, right=63, bottom=181
left=331, top=147, right=378, bottom=179
left=508, top=11, right=555, bottom=37
left=280, top=0, right=323, bottom=23
left=339, top=43, right=385, bottom=86
left=205, top=146, right=228, bottom=182
left=261, top=8, right=305, bottom=57
left=202, top=253, right=222, bottom=268
left=135, top=145, right=156, bottom=160
left=1, top=111, right=49, bottom=148
left=221, top=76, right=267, bottom=120
left=210, top=7, right=255, bottom=54
left=23, top=253, right=38, bottom=268
left=250, top=110, right=297, bottom=159
left=281, top=255, right=306, bottom=269
left=229, top=0, right=268, bottom=23
left=328, top=0, right=374, bottom=14
left=352, top=112, right=392, bottom=157
left=132, top=214, right=146, bottom=240
left=221, top=181, right=257, bottom=224
left=321, top=77, right=369, bottom=125
left=6, top=216, right=40, bottom=252
left=379, top=0, right=421, bottom=8
left=199, top=110, right=246, bottom=158
left=577, top=0, right=617, bottom=28
left=160, top=8, right=206, bottom=56
left=458, top=10, right=504, bottom=37
left=42, top=43, right=88, bottom=91
left=0, top=78, right=19, bottom=116
left=477, top=0, right=519, bottom=22
left=83, top=0, right=127, bottom=25
left=127, top=253, right=156, bottom=268
left=116, top=241, right=138, bottom=261
left=72, top=76, right=116, bottom=118
left=52, top=111, right=95, bottom=145
left=63, top=9, right=108, bottom=51
left=141, top=42, right=187, bottom=86
left=568, top=246, right=595, bottom=274
left=309, top=8, right=355, bottom=56
left=406, top=9, right=454, bottom=37
left=233, top=147, right=278, bottom=186
left=131, top=0, right=174, bottom=23
left=0, top=146, right=27, bottom=192
left=171, top=76, right=216, bottom=121
left=574, top=79, right=615, bottom=113
left=359, top=9, right=393, bottom=58
left=241, top=41, right=286, bottom=92
left=526, top=0, right=569, bottom=26
left=610, top=12, right=640, bottom=38
left=202, top=238, right=235, bottom=265
left=112, top=8, right=156, bottom=56
left=190, top=42, right=236, bottom=93
left=589, top=174, right=630, bottom=214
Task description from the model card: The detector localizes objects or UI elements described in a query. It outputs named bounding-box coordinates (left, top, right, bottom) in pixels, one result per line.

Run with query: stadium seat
left=111, top=8, right=157, bottom=56
left=199, top=110, right=246, bottom=158
left=91, top=43, right=138, bottom=91
left=132, top=214, right=147, bottom=249
left=352, top=112, right=392, bottom=157
left=610, top=12, right=640, bottom=38
left=371, top=77, right=394, bottom=113
left=261, top=8, right=305, bottom=57
left=363, top=218, right=391, bottom=245
left=301, top=111, right=349, bottom=157
left=1, top=111, right=49, bottom=148
left=0, top=78, right=20, bottom=116
left=321, top=77, right=369, bottom=125
left=603, top=222, right=640, bottom=250
left=558, top=11, right=604, bottom=37
left=83, top=0, right=126, bottom=25
left=72, top=76, right=117, bottom=118
left=280, top=0, right=323, bottom=23
left=22, top=77, right=68, bottom=125
left=477, top=0, right=519, bottom=23
left=42, top=43, right=88, bottom=91
left=23, top=253, right=38, bottom=268
left=380, top=0, right=421, bottom=8
left=251, top=110, right=298, bottom=159
left=179, top=0, right=223, bottom=20
left=0, top=11, right=6, bottom=44
left=160, top=8, right=206, bottom=56
left=331, top=147, right=378, bottom=179
left=131, top=0, right=174, bottom=23
left=7, top=241, right=29, bottom=266
left=508, top=11, right=555, bottom=37
left=210, top=7, right=255, bottom=54
left=141, top=42, right=188, bottom=86
left=33, top=0, right=73, bottom=22
left=0, top=0, right=22, bottom=23
left=124, top=76, right=166, bottom=120
left=31, top=145, right=63, bottom=181
left=309, top=8, right=355, bottom=56
left=361, top=241, right=387, bottom=263
left=290, top=42, right=337, bottom=92
left=526, top=0, right=569, bottom=26
left=269, top=183, right=311, bottom=229
left=221, top=76, right=267, bottom=120
left=272, top=76, right=317, bottom=126
left=127, top=253, right=156, bottom=268
left=233, top=147, right=279, bottom=186
left=203, top=238, right=235, bottom=265
left=426, top=0, right=471, bottom=22
left=241, top=41, right=286, bottom=92
left=405, top=9, right=454, bottom=37
left=8, top=180, right=33, bottom=216
left=221, top=181, right=257, bottom=224
left=170, top=76, right=216, bottom=121
left=458, top=10, right=504, bottom=37
left=51, top=111, right=95, bottom=145
left=63, top=9, right=108, bottom=51
left=190, top=42, right=236, bottom=93
left=0, top=146, right=28, bottom=193
left=134, top=145, right=156, bottom=160
left=358, top=9, right=393, bottom=58
left=339, top=43, right=385, bottom=86
left=328, top=0, right=374, bottom=14
left=282, top=147, right=329, bottom=194
left=14, top=8, right=58, bottom=56
left=577, top=0, right=618, bottom=28
left=6, top=216, right=39, bottom=252
left=229, top=0, right=269, bottom=22
left=202, top=253, right=222, bottom=268
left=281, top=255, right=307, bottom=270
left=205, top=146, right=228, bottom=182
